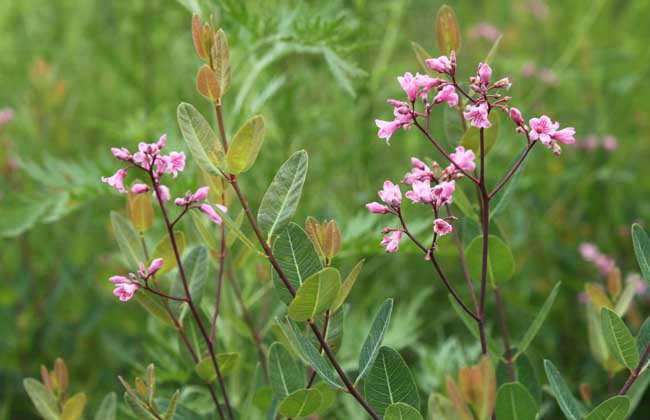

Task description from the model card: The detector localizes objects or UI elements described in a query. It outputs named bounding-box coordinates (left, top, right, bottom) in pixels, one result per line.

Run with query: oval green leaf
left=268, top=342, right=304, bottom=398
left=61, top=393, right=86, bottom=420
left=384, top=402, right=423, bottom=420
left=435, top=4, right=461, bottom=54
left=258, top=150, right=309, bottom=240
left=584, top=396, right=629, bottom=420
left=23, top=378, right=60, bottom=420
left=195, top=352, right=240, bottom=382
left=365, top=346, right=419, bottom=416
left=288, top=268, right=341, bottom=322
left=601, top=307, right=639, bottom=369
left=226, top=115, right=265, bottom=174
left=177, top=102, right=225, bottom=176
left=632, top=223, right=650, bottom=282
left=278, top=388, right=322, bottom=418
left=495, top=383, right=537, bottom=420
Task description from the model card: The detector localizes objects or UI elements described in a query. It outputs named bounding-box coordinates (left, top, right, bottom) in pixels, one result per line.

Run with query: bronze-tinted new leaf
left=323, top=220, right=341, bottom=259
left=435, top=5, right=461, bottom=54
left=212, top=29, right=231, bottom=98
left=191, top=15, right=207, bottom=59
left=196, top=65, right=221, bottom=101
left=54, top=358, right=68, bottom=393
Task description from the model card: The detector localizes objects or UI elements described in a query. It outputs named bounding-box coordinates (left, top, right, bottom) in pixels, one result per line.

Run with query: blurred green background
left=3, top=0, right=650, bottom=418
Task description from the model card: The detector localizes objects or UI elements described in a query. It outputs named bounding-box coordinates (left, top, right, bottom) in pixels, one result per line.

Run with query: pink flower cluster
left=366, top=155, right=470, bottom=253
left=109, top=258, right=163, bottom=302
left=509, top=110, right=575, bottom=155
left=102, top=135, right=226, bottom=225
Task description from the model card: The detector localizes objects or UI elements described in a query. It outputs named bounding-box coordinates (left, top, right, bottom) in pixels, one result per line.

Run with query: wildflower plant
left=22, top=4, right=650, bottom=420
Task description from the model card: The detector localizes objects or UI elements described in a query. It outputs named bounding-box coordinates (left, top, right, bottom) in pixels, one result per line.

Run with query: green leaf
left=272, top=223, right=323, bottom=305
left=584, top=396, right=630, bottom=420
left=61, top=393, right=86, bottom=420
left=258, top=151, right=309, bottom=240
left=214, top=29, right=231, bottom=98
left=288, top=268, right=341, bottom=322
left=132, top=293, right=175, bottom=327
left=177, top=102, right=225, bottom=176
left=287, top=320, right=343, bottom=390
left=384, top=402, right=424, bottom=420
left=614, top=277, right=638, bottom=316
left=162, top=390, right=179, bottom=420
left=448, top=294, right=502, bottom=355
left=226, top=115, right=265, bottom=174
left=459, top=113, right=499, bottom=156
left=195, top=353, right=240, bottom=382
left=601, top=307, right=639, bottom=369
left=171, top=246, right=209, bottom=321
left=313, top=382, right=337, bottom=413
left=110, top=211, right=145, bottom=268
left=543, top=360, right=587, bottom=420
left=496, top=352, right=541, bottom=404
left=23, top=378, right=60, bottom=420
left=268, top=342, right=305, bottom=398
left=357, top=299, right=393, bottom=383
left=452, top=185, right=477, bottom=222
left=278, top=388, right=322, bottom=418
left=427, top=392, right=456, bottom=419
left=364, top=346, right=419, bottom=416
left=212, top=205, right=258, bottom=252
left=124, top=393, right=157, bottom=420
left=632, top=223, right=650, bottom=282
left=515, top=282, right=561, bottom=358
left=636, top=317, right=650, bottom=369
left=145, top=364, right=155, bottom=405
left=465, top=234, right=515, bottom=284
left=151, top=231, right=185, bottom=275
left=94, top=393, right=116, bottom=420
left=331, top=259, right=364, bottom=313
left=495, top=382, right=537, bottom=420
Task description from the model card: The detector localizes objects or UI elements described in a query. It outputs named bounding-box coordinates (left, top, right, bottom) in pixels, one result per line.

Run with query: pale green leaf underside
left=177, top=102, right=225, bottom=176
left=632, top=223, right=650, bottom=282
left=288, top=268, right=341, bottom=322
left=23, top=378, right=60, bottom=420
left=543, top=359, right=587, bottom=420
left=601, top=308, right=639, bottom=369
left=357, top=299, right=393, bottom=383
left=268, top=342, right=304, bottom=399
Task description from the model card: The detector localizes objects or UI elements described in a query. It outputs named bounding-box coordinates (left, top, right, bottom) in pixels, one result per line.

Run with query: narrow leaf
left=162, top=390, right=180, bottom=420
left=331, top=259, right=364, bottom=313
left=516, top=282, right=561, bottom=358
left=543, top=359, right=587, bottom=420
left=632, top=223, right=650, bottom=282
left=435, top=4, right=461, bottom=54
left=357, top=299, right=393, bottom=383
left=94, top=393, right=117, bottom=420
left=23, top=378, right=60, bottom=420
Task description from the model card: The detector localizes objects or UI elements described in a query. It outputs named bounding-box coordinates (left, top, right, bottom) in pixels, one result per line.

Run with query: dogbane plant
left=22, top=5, right=644, bottom=420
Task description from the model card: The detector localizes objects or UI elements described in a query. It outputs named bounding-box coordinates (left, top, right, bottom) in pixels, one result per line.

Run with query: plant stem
left=494, top=285, right=515, bottom=381
left=445, top=204, right=479, bottom=313
left=138, top=233, right=223, bottom=415
left=488, top=141, right=537, bottom=199
left=209, top=182, right=228, bottom=344
left=214, top=105, right=380, bottom=420
left=619, top=343, right=650, bottom=395
left=150, top=176, right=234, bottom=420
left=478, top=127, right=490, bottom=356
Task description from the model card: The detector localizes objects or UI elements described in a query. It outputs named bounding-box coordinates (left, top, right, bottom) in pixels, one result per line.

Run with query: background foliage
left=3, top=0, right=650, bottom=418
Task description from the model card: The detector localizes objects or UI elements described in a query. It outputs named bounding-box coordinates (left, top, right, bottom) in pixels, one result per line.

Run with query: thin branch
left=619, top=343, right=650, bottom=395
left=494, top=285, right=515, bottom=381
left=488, top=141, right=537, bottom=200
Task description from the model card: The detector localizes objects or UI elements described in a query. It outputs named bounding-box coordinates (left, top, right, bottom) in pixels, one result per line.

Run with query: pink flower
left=414, top=73, right=443, bottom=97
left=403, top=157, right=435, bottom=185
left=434, top=218, right=453, bottom=236
left=425, top=55, right=452, bottom=74
left=579, top=243, right=599, bottom=262
left=113, top=282, right=139, bottom=302
left=551, top=127, right=575, bottom=145
left=433, top=85, right=459, bottom=107
left=380, top=230, right=402, bottom=253
left=509, top=108, right=524, bottom=126
left=154, top=185, right=170, bottom=202
left=148, top=258, right=164, bottom=275
left=200, top=203, right=227, bottom=224
left=164, top=152, right=186, bottom=177
left=477, top=63, right=492, bottom=85
left=432, top=180, right=455, bottom=206
left=101, top=168, right=128, bottom=193
left=109, top=275, right=130, bottom=285
left=405, top=180, right=433, bottom=204
left=192, top=186, right=210, bottom=202
left=111, top=147, right=132, bottom=161
left=468, top=23, right=501, bottom=42
left=0, top=107, right=14, bottom=125
left=131, top=183, right=149, bottom=194
left=378, top=181, right=402, bottom=207
left=366, top=202, right=390, bottom=214
left=603, top=135, right=618, bottom=151
left=411, top=157, right=427, bottom=170
left=157, top=134, right=167, bottom=149
left=375, top=119, right=403, bottom=143
left=397, top=72, right=419, bottom=102
left=463, top=103, right=491, bottom=129
left=449, top=146, right=476, bottom=171
left=528, top=115, right=559, bottom=145
left=174, top=198, right=186, bottom=206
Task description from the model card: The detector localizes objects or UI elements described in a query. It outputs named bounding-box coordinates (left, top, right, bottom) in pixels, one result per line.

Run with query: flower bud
left=131, top=183, right=150, bottom=194
left=147, top=258, right=164, bottom=275
left=366, top=202, right=390, bottom=214
left=478, top=62, right=492, bottom=85
left=111, top=147, right=131, bottom=161
left=192, top=186, right=210, bottom=202
left=509, top=107, right=524, bottom=126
